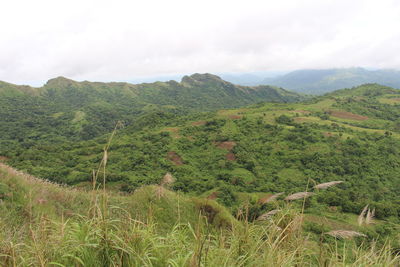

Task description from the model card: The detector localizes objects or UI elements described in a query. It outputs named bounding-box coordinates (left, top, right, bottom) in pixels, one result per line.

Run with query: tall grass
left=1, top=198, right=398, bottom=266
left=0, top=127, right=399, bottom=266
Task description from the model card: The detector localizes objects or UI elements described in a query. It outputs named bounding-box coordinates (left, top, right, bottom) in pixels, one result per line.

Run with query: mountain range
left=0, top=73, right=304, bottom=142
left=219, top=68, right=400, bottom=94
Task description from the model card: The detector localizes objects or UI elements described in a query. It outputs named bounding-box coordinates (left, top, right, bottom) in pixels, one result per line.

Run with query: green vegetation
left=0, top=74, right=304, bottom=143
left=2, top=84, right=400, bottom=221
left=0, top=162, right=399, bottom=266
left=0, top=78, right=400, bottom=265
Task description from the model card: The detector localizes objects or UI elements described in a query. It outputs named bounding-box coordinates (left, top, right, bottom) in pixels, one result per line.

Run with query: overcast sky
left=1, top=0, right=400, bottom=85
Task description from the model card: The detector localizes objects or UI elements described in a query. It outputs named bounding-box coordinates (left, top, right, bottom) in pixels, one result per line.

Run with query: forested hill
left=0, top=73, right=304, bottom=142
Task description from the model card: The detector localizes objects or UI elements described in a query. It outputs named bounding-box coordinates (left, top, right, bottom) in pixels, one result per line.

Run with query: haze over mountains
left=222, top=68, right=400, bottom=94
left=261, top=68, right=400, bottom=94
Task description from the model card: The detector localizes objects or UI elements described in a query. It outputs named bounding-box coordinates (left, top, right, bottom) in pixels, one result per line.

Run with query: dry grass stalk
left=257, top=209, right=280, bottom=221
left=284, top=192, right=314, bottom=201
left=365, top=208, right=375, bottom=225
left=314, top=181, right=343, bottom=189
left=161, top=172, right=175, bottom=187
left=155, top=186, right=165, bottom=199
left=103, top=150, right=108, bottom=166
left=325, top=230, right=367, bottom=239
left=264, top=192, right=284, bottom=203
left=358, top=204, right=369, bottom=226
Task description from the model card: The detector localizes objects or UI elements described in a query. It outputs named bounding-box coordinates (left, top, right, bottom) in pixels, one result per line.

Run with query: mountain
left=262, top=68, right=400, bottom=94
left=0, top=73, right=305, bottom=143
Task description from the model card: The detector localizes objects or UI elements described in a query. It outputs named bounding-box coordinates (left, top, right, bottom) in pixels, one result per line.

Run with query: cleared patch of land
left=167, top=151, right=183, bottom=165
left=215, top=141, right=236, bottom=150
left=191, top=120, right=207, bottom=126
left=329, top=110, right=368, bottom=121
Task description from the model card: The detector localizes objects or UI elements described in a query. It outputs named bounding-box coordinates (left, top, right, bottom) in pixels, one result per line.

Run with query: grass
left=1, top=163, right=399, bottom=266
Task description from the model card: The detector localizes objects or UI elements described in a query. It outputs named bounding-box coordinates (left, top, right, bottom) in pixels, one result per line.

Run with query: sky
left=1, top=0, right=400, bottom=86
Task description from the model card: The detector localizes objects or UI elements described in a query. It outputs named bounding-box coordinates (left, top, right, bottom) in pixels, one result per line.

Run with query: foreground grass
left=0, top=165, right=399, bottom=266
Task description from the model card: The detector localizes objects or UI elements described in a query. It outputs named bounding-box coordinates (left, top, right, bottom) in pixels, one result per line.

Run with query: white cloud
left=1, top=0, right=400, bottom=85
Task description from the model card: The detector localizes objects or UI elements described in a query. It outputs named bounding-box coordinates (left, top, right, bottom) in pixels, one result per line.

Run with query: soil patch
left=0, top=156, right=9, bottom=162
left=215, top=141, right=236, bottom=150
left=226, top=152, right=236, bottom=161
left=191, top=120, right=206, bottom=126
left=167, top=151, right=183, bottom=165
left=323, top=132, right=334, bottom=137
left=329, top=110, right=368, bottom=121
left=228, top=115, right=242, bottom=120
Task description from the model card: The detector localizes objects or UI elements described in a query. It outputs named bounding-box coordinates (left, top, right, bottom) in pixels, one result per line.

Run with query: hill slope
left=0, top=73, right=305, bottom=143
left=2, top=84, right=400, bottom=223
left=262, top=68, right=400, bottom=94
left=1, top=156, right=399, bottom=266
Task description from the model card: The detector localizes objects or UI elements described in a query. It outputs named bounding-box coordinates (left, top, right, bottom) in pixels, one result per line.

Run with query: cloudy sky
left=1, top=0, right=400, bottom=85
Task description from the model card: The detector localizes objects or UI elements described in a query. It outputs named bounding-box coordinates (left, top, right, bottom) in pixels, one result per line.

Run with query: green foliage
left=0, top=74, right=305, bottom=147
left=1, top=166, right=399, bottom=266
left=2, top=84, right=400, bottom=222
left=303, top=221, right=330, bottom=235
left=216, top=184, right=238, bottom=207
left=275, top=114, right=294, bottom=125
left=0, top=182, right=10, bottom=199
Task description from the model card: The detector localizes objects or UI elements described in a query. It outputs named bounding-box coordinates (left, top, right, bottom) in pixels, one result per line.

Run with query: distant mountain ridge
left=0, top=73, right=305, bottom=143
left=1, top=73, right=304, bottom=104
left=260, top=68, right=400, bottom=94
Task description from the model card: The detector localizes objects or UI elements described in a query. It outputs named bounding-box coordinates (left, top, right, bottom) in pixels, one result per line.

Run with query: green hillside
left=1, top=83, right=400, bottom=220
left=0, top=74, right=304, bottom=143
left=1, top=157, right=399, bottom=266
left=1, top=81, right=400, bottom=265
